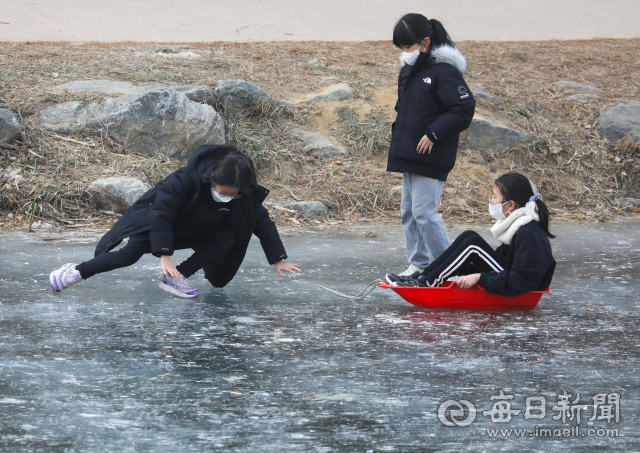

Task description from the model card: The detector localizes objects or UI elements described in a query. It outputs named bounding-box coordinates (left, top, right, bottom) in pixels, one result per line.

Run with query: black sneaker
left=385, top=273, right=413, bottom=286
left=394, top=278, right=427, bottom=287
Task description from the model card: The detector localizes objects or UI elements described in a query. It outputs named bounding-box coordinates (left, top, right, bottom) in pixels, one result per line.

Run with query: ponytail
left=393, top=13, right=456, bottom=50
left=534, top=199, right=556, bottom=239
left=494, top=172, right=555, bottom=239
left=429, top=18, right=456, bottom=48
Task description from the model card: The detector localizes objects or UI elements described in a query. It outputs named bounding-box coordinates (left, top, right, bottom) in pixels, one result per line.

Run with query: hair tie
left=529, top=193, right=541, bottom=202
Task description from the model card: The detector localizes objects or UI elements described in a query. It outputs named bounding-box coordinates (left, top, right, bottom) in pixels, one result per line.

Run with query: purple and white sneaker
left=159, top=275, right=200, bottom=298
left=49, top=263, right=82, bottom=293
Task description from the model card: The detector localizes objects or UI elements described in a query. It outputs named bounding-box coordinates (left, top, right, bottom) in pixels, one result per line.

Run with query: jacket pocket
left=396, top=143, right=451, bottom=169
left=394, top=119, right=452, bottom=169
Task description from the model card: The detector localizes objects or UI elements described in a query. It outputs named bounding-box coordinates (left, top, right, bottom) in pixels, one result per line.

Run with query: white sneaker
left=398, top=264, right=423, bottom=278
left=49, top=263, right=82, bottom=293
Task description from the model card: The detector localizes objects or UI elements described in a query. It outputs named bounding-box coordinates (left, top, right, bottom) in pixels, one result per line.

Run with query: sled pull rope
left=318, top=279, right=384, bottom=300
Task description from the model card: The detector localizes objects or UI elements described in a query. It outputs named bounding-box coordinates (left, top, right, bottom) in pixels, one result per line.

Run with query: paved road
left=0, top=219, right=638, bottom=450
left=1, top=0, right=639, bottom=42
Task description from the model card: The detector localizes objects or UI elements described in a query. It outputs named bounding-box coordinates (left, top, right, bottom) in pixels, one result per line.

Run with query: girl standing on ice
left=386, top=13, right=475, bottom=279
left=49, top=145, right=300, bottom=298
left=386, top=172, right=556, bottom=296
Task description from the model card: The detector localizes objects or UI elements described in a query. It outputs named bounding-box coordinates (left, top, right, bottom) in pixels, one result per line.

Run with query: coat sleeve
left=478, top=234, right=550, bottom=297
left=148, top=171, right=196, bottom=257
left=425, top=67, right=475, bottom=143
left=253, top=205, right=288, bottom=264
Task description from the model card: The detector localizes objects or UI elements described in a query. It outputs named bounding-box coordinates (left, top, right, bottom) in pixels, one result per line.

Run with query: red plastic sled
left=379, top=281, right=549, bottom=311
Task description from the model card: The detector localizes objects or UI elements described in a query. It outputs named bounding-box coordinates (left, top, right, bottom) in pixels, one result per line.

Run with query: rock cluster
left=37, top=78, right=359, bottom=212
left=29, top=77, right=566, bottom=214
left=40, top=89, right=225, bottom=158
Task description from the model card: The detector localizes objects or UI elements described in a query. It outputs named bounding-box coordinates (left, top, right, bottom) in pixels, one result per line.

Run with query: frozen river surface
left=0, top=220, right=639, bottom=452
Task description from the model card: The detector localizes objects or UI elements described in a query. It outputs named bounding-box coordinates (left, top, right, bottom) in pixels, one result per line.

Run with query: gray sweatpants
left=401, top=172, right=451, bottom=268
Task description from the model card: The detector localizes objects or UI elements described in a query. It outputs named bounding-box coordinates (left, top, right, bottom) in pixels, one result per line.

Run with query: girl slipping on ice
left=386, top=173, right=555, bottom=297
left=49, top=145, right=300, bottom=298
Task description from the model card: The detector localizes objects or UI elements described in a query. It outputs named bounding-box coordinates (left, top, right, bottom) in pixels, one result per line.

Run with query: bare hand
left=417, top=135, right=435, bottom=154
left=456, top=273, right=481, bottom=289
left=274, top=260, right=301, bottom=277
left=160, top=255, right=182, bottom=278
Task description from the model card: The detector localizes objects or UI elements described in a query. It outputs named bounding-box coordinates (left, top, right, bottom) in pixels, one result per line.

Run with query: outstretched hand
left=274, top=260, right=301, bottom=277
left=456, top=273, right=481, bottom=289
left=160, top=255, right=182, bottom=278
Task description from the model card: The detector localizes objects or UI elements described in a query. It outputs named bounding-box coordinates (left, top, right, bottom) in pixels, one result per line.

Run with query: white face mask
left=489, top=201, right=509, bottom=220
left=399, top=49, right=420, bottom=67
left=211, top=188, right=236, bottom=203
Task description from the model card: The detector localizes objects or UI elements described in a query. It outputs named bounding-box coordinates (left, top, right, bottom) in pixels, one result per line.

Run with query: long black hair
left=494, top=172, right=555, bottom=239
left=392, top=13, right=456, bottom=50
left=204, top=145, right=259, bottom=201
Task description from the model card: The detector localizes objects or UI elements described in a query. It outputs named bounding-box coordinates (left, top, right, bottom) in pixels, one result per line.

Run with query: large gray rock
left=216, top=79, right=271, bottom=114
left=289, top=83, right=352, bottom=105
left=460, top=116, right=535, bottom=152
left=0, top=108, right=20, bottom=144
left=554, top=81, right=603, bottom=93
left=53, top=80, right=215, bottom=104
left=88, top=177, right=150, bottom=212
left=284, top=201, right=327, bottom=216
left=597, top=102, right=640, bottom=144
left=39, top=89, right=225, bottom=158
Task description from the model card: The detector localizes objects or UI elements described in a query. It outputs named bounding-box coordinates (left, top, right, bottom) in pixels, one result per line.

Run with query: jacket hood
left=430, top=45, right=467, bottom=74
left=186, top=144, right=269, bottom=206
left=187, top=144, right=226, bottom=176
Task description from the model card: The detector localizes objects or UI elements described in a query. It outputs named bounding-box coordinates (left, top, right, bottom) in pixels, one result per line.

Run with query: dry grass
left=334, top=105, right=392, bottom=157
left=0, top=39, right=639, bottom=232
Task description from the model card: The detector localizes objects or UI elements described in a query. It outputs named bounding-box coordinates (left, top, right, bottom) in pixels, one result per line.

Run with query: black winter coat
left=94, top=145, right=287, bottom=288
left=479, top=222, right=556, bottom=297
left=387, top=45, right=476, bottom=181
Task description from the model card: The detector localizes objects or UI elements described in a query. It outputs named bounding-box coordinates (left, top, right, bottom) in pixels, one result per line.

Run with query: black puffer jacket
left=479, top=222, right=556, bottom=297
left=387, top=45, right=475, bottom=181
left=94, top=145, right=287, bottom=288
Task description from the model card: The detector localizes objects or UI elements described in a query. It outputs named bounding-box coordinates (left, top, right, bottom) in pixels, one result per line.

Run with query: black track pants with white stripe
left=420, top=230, right=508, bottom=287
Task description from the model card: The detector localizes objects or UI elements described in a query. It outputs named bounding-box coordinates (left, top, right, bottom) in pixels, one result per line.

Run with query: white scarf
left=490, top=201, right=540, bottom=245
